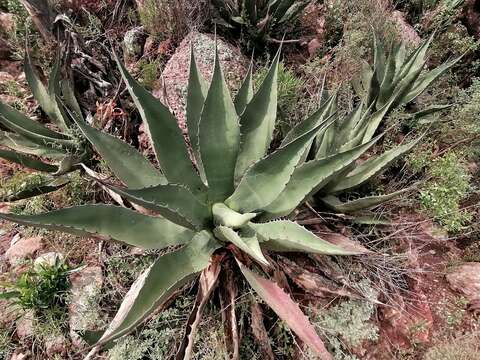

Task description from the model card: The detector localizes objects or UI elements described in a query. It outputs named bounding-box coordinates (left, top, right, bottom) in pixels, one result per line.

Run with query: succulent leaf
left=234, top=58, right=254, bottom=115
left=212, top=203, right=257, bottom=228
left=226, top=122, right=324, bottom=213
left=198, top=44, right=240, bottom=201
left=238, top=262, right=333, bottom=359
left=71, top=114, right=165, bottom=189
left=214, top=225, right=269, bottom=266
left=323, top=136, right=422, bottom=194
left=24, top=51, right=69, bottom=131
left=0, top=131, right=66, bottom=159
left=251, top=220, right=369, bottom=255
left=0, top=148, right=58, bottom=172
left=261, top=136, right=380, bottom=219
left=94, top=231, right=220, bottom=346
left=187, top=48, right=209, bottom=183
left=0, top=204, right=195, bottom=249
left=101, top=182, right=211, bottom=230
left=320, top=188, right=410, bottom=213
left=0, top=176, right=69, bottom=202
left=235, top=47, right=280, bottom=179
left=115, top=53, right=205, bottom=193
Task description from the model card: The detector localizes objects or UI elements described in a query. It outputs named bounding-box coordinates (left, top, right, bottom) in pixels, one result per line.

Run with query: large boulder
left=158, top=31, right=249, bottom=135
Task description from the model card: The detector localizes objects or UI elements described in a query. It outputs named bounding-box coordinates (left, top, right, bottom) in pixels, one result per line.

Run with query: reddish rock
left=0, top=12, right=15, bottom=33
left=392, top=11, right=422, bottom=45
left=5, top=236, right=43, bottom=265
left=446, top=262, right=480, bottom=312
left=159, top=31, right=249, bottom=136
left=379, top=289, right=433, bottom=349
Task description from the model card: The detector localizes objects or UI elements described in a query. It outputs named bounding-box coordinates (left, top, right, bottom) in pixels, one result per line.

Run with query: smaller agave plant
left=0, top=43, right=375, bottom=359
left=0, top=51, right=90, bottom=201
left=353, top=33, right=461, bottom=114
left=291, top=33, right=461, bottom=214
left=212, top=0, right=311, bottom=46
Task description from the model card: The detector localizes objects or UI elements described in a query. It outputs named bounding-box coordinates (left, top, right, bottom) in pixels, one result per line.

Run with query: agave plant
left=353, top=33, right=461, bottom=113
left=0, top=51, right=91, bottom=202
left=212, top=0, right=311, bottom=47
left=295, top=34, right=462, bottom=214
left=0, top=43, right=384, bottom=358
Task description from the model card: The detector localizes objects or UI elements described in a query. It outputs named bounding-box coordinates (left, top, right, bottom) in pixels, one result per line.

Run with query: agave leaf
left=0, top=148, right=58, bottom=172
left=324, top=136, right=421, bottom=194
left=226, top=122, right=323, bottom=213
left=0, top=204, right=195, bottom=249
left=24, top=51, right=68, bottom=131
left=238, top=262, right=333, bottom=359
left=271, top=0, right=295, bottom=20
left=373, top=33, right=386, bottom=87
left=250, top=220, right=369, bottom=255
left=0, top=176, right=69, bottom=202
left=199, top=44, right=240, bottom=201
left=0, top=100, right=70, bottom=141
left=396, top=33, right=434, bottom=82
left=314, top=118, right=337, bottom=159
left=70, top=113, right=165, bottom=189
left=114, top=53, right=205, bottom=193
left=234, top=58, right=254, bottom=115
left=281, top=95, right=337, bottom=146
left=235, top=47, right=280, bottom=179
left=0, top=131, right=66, bottom=159
left=261, top=136, right=380, bottom=219
left=212, top=203, right=257, bottom=229
left=320, top=188, right=410, bottom=213
left=402, top=56, right=462, bottom=105
left=214, top=225, right=269, bottom=266
left=412, top=104, right=452, bottom=120
left=277, top=0, right=310, bottom=25
left=376, top=42, right=401, bottom=108
left=336, top=102, right=364, bottom=146
left=95, top=231, right=220, bottom=346
left=102, top=183, right=211, bottom=230
left=187, top=47, right=209, bottom=183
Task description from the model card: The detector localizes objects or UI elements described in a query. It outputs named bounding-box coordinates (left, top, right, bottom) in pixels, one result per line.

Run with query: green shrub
left=419, top=152, right=472, bottom=232
left=3, top=257, right=72, bottom=312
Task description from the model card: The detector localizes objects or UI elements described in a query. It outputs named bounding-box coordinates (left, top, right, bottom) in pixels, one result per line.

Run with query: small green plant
left=211, top=0, right=310, bottom=49
left=137, top=0, right=187, bottom=41
left=1, top=257, right=72, bottom=313
left=137, top=58, right=162, bottom=90
left=0, top=327, right=14, bottom=360
left=419, top=152, right=472, bottom=232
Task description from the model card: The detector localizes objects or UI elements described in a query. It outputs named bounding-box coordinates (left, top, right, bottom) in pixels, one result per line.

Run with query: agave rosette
left=0, top=41, right=379, bottom=358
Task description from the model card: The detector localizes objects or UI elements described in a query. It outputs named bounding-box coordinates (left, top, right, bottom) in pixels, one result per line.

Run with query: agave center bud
left=212, top=203, right=257, bottom=229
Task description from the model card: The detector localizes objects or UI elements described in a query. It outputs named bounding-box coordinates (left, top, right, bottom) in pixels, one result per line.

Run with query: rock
left=5, top=236, right=43, bottom=265
left=69, top=266, right=104, bottom=347
left=0, top=299, right=17, bottom=326
left=10, top=351, right=30, bottom=360
left=34, top=252, right=64, bottom=271
left=392, top=11, right=422, bottom=45
left=123, top=26, right=146, bottom=61
left=16, top=310, right=34, bottom=340
left=464, top=0, right=480, bottom=39
left=446, top=262, right=480, bottom=311
left=0, top=12, right=15, bottom=33
left=44, top=334, right=68, bottom=357
left=159, top=31, right=249, bottom=136
left=379, top=290, right=433, bottom=349
left=0, top=71, right=15, bottom=83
